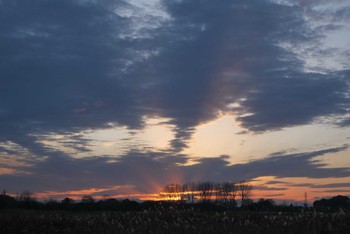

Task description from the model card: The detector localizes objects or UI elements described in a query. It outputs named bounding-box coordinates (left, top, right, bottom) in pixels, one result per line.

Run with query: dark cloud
left=226, top=146, right=350, bottom=180
left=0, top=150, right=189, bottom=194
left=314, top=189, right=350, bottom=194
left=1, top=146, right=349, bottom=196
left=136, top=0, right=350, bottom=140
left=236, top=73, right=349, bottom=131
left=265, top=180, right=291, bottom=185
left=0, top=0, right=149, bottom=155
left=312, top=183, right=350, bottom=189
left=289, top=183, right=314, bottom=187
left=259, top=193, right=285, bottom=198
left=1, top=0, right=349, bottom=154
left=254, top=186, right=288, bottom=191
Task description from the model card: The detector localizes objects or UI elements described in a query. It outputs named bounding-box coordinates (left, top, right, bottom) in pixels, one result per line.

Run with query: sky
left=0, top=0, right=350, bottom=203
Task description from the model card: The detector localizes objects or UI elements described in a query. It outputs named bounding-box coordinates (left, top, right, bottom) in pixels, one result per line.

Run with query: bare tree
left=214, top=182, right=223, bottom=203
left=182, top=182, right=196, bottom=203
left=18, top=191, right=36, bottom=202
left=159, top=180, right=249, bottom=205
left=220, top=182, right=237, bottom=205
left=160, top=183, right=182, bottom=201
left=81, top=195, right=95, bottom=203
left=61, top=197, right=74, bottom=205
left=238, top=181, right=253, bottom=206
left=197, top=181, right=214, bottom=203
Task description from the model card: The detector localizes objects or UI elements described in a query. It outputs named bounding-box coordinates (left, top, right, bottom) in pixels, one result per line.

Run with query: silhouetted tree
left=197, top=181, right=214, bottom=203
left=0, top=193, right=16, bottom=209
left=81, top=195, right=95, bottom=204
left=59, top=197, right=75, bottom=210
left=61, top=197, right=75, bottom=205
left=45, top=199, right=61, bottom=210
left=219, top=182, right=237, bottom=205
left=238, top=181, right=253, bottom=206
left=120, top=199, right=140, bottom=211
left=314, top=195, right=350, bottom=210
left=329, top=195, right=350, bottom=208
left=160, top=181, right=250, bottom=206
left=214, top=183, right=223, bottom=203
left=182, top=182, right=196, bottom=203
left=18, top=191, right=36, bottom=202
left=161, top=183, right=182, bottom=201
left=97, top=198, right=120, bottom=210
left=17, top=191, right=41, bottom=209
left=254, top=198, right=276, bottom=211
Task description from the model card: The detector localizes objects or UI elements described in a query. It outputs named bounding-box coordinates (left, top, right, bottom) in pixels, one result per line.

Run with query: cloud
left=0, top=0, right=156, bottom=156
left=265, top=180, right=291, bottom=185
left=258, top=193, right=286, bottom=198
left=0, top=0, right=185, bottom=152
left=1, top=146, right=349, bottom=197
left=314, top=189, right=350, bottom=194
left=254, top=186, right=288, bottom=191
left=311, top=183, right=350, bottom=188
left=135, top=0, right=350, bottom=141
left=1, top=0, right=349, bottom=154
left=237, top=73, right=349, bottom=131
left=226, top=146, right=350, bottom=180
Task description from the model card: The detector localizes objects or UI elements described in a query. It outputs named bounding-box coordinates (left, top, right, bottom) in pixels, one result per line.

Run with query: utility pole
left=304, top=192, right=308, bottom=207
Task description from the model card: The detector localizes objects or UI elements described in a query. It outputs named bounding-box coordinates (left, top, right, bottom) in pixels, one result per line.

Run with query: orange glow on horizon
left=16, top=187, right=350, bottom=203
left=12, top=176, right=350, bottom=203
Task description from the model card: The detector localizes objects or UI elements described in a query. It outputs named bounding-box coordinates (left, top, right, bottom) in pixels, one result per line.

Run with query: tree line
left=160, top=181, right=253, bottom=206
left=313, top=195, right=350, bottom=211
left=1, top=186, right=350, bottom=212
left=0, top=190, right=141, bottom=211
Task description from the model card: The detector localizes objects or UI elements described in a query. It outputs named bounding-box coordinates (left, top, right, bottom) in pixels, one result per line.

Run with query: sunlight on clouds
left=287, top=0, right=350, bottom=73
left=252, top=176, right=350, bottom=202
left=0, top=141, right=36, bottom=174
left=311, top=148, right=350, bottom=169
left=0, top=141, right=29, bottom=155
left=237, top=123, right=350, bottom=162
left=84, top=117, right=174, bottom=157
left=185, top=115, right=350, bottom=164
left=267, top=176, right=350, bottom=188
left=184, top=115, right=243, bottom=158
left=0, top=168, right=16, bottom=175
left=137, top=116, right=174, bottom=149
left=35, top=184, right=162, bottom=201
left=83, top=127, right=132, bottom=157
left=36, top=117, right=174, bottom=158
left=115, top=0, right=170, bottom=39
left=0, top=156, right=32, bottom=168
left=37, top=137, right=82, bottom=156
left=37, top=176, right=350, bottom=202
left=269, top=0, right=350, bottom=73
left=36, top=185, right=136, bottom=200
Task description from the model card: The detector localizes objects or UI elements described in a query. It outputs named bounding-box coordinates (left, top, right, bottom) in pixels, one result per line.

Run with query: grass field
left=1, top=209, right=350, bottom=233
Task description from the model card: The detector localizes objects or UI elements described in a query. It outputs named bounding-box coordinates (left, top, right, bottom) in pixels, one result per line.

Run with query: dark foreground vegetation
left=1, top=190, right=350, bottom=233
left=1, top=208, right=350, bottom=234
left=2, top=193, right=350, bottom=212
